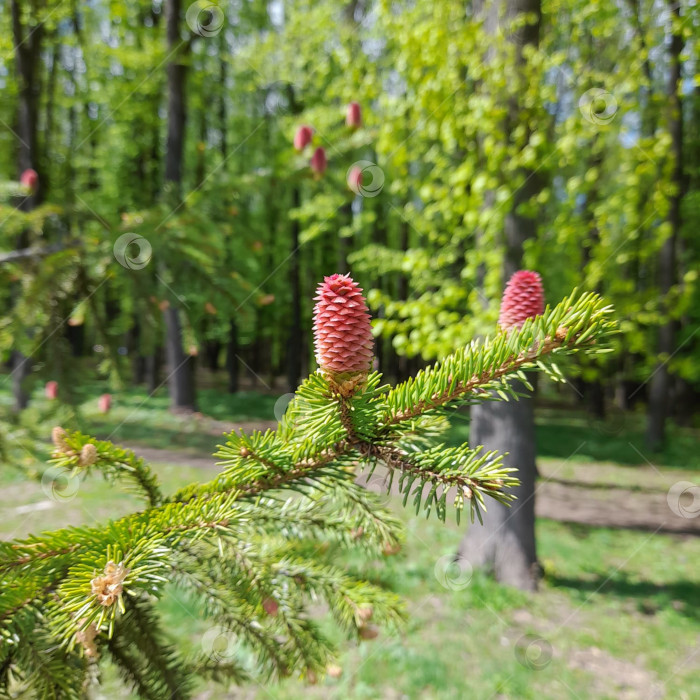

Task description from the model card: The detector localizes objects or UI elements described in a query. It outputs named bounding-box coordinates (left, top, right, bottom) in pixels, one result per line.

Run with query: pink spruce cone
left=498, top=270, right=545, bottom=329
left=293, top=125, right=313, bottom=151
left=310, top=147, right=327, bottom=175
left=346, top=102, right=362, bottom=129
left=20, top=168, right=38, bottom=193
left=98, top=393, right=112, bottom=414
left=45, top=381, right=58, bottom=400
left=313, top=274, right=374, bottom=375
left=347, top=165, right=363, bottom=193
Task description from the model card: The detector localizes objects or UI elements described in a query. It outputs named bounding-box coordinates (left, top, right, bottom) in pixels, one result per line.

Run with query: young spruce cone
left=498, top=270, right=545, bottom=330
left=313, top=274, right=374, bottom=376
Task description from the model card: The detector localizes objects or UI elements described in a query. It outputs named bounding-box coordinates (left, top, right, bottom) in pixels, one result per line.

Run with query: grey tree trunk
left=164, top=306, right=196, bottom=410
left=162, top=0, right=196, bottom=411
left=647, top=0, right=684, bottom=450
left=457, top=380, right=538, bottom=590
left=287, top=186, right=302, bottom=393
left=457, top=0, right=542, bottom=591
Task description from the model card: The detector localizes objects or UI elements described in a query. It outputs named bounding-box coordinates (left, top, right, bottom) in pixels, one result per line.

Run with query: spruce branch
left=0, top=272, right=615, bottom=698
left=377, top=290, right=614, bottom=430
left=49, top=427, right=163, bottom=507
left=361, top=443, right=517, bottom=524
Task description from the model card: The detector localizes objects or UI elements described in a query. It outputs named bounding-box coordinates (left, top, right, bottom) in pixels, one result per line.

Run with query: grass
left=1, top=439, right=698, bottom=699
left=1, top=382, right=699, bottom=698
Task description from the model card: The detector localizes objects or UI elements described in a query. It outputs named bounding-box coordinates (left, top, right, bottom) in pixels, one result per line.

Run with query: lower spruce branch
left=365, top=443, right=488, bottom=494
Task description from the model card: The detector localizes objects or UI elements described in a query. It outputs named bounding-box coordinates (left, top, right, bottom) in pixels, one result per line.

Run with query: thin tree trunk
left=394, top=218, right=410, bottom=381
left=225, top=320, right=239, bottom=393
left=10, top=0, right=43, bottom=411
left=647, top=0, right=684, bottom=450
left=162, top=0, right=196, bottom=411
left=372, top=194, right=388, bottom=373
left=287, top=187, right=302, bottom=392
left=216, top=35, right=239, bottom=392
left=458, top=0, right=542, bottom=591
left=146, top=348, right=161, bottom=394
left=203, top=337, right=220, bottom=371
left=218, top=38, right=228, bottom=158
left=579, top=144, right=606, bottom=418
left=164, top=307, right=196, bottom=409
left=338, top=201, right=353, bottom=273
left=130, top=319, right=146, bottom=384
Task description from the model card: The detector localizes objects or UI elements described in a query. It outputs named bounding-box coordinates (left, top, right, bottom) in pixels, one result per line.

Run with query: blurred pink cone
left=20, top=168, right=38, bottom=193
left=310, top=147, right=327, bottom=176
left=293, top=124, right=313, bottom=151
left=347, top=166, right=363, bottom=194
left=98, top=393, right=112, bottom=414
left=45, top=381, right=58, bottom=400
left=346, top=102, right=362, bottom=129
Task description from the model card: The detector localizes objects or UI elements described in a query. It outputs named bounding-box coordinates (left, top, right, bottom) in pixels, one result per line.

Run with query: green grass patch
left=2, top=460, right=697, bottom=699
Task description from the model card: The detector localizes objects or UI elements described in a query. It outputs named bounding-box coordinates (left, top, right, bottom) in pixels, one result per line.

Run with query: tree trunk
left=394, top=218, right=411, bottom=381
left=10, top=0, right=43, bottom=412
left=338, top=201, right=353, bottom=273
left=165, top=0, right=186, bottom=186
left=225, top=320, right=239, bottom=393
left=458, top=0, right=542, bottom=591
left=287, top=187, right=302, bottom=392
left=203, top=338, right=220, bottom=372
left=146, top=348, right=161, bottom=394
left=164, top=307, right=196, bottom=410
left=162, top=0, right=196, bottom=411
left=457, top=379, right=538, bottom=590
left=647, top=0, right=684, bottom=450
left=129, top=318, right=146, bottom=384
